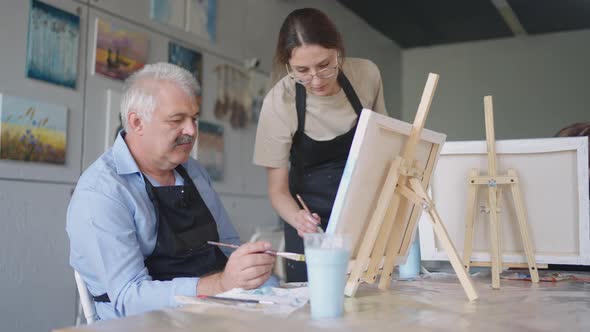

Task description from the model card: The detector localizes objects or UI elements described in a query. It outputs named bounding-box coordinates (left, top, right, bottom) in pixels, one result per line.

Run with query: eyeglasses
left=286, top=55, right=339, bottom=85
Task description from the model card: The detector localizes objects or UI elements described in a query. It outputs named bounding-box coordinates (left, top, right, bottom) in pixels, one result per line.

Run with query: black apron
left=284, top=71, right=363, bottom=282
left=94, top=164, right=228, bottom=302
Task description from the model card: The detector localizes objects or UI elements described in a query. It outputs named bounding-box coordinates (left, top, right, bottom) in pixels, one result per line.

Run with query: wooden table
left=54, top=275, right=590, bottom=332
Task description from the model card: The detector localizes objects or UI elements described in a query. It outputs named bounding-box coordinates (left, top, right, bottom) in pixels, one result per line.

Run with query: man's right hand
left=219, top=241, right=276, bottom=291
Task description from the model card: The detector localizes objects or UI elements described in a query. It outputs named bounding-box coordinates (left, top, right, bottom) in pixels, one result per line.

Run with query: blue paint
left=399, top=230, right=421, bottom=279
left=305, top=248, right=350, bottom=319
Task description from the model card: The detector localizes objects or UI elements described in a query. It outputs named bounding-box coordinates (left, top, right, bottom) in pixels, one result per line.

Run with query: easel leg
left=364, top=188, right=404, bottom=283
left=409, top=178, right=478, bottom=301
left=345, top=157, right=403, bottom=297
left=377, top=195, right=411, bottom=290
left=508, top=169, right=540, bottom=283
left=488, top=184, right=502, bottom=289
left=496, top=186, right=504, bottom=268
left=463, top=169, right=479, bottom=272
left=378, top=182, right=425, bottom=290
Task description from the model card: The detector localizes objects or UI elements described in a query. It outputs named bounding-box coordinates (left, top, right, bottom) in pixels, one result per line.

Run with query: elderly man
left=67, top=63, right=275, bottom=320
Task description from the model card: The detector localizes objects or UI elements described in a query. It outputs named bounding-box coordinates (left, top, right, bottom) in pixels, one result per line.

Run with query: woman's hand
left=266, top=167, right=322, bottom=237
left=291, top=210, right=321, bottom=237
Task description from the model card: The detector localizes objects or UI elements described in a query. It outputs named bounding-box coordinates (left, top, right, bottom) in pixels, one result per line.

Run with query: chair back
left=74, top=270, right=99, bottom=324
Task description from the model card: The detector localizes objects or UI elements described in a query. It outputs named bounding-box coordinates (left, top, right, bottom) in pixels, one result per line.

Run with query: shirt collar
left=112, top=131, right=190, bottom=176
left=112, top=131, right=141, bottom=175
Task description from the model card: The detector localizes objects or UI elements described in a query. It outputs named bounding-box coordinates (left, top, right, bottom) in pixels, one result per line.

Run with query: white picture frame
left=419, top=137, right=590, bottom=265
left=105, top=89, right=122, bottom=151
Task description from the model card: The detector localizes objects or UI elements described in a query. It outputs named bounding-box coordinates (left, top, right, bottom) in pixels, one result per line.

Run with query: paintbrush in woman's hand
left=296, top=194, right=324, bottom=234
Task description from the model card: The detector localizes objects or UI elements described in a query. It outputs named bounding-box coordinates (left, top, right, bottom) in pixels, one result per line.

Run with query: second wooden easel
left=344, top=73, right=478, bottom=301
left=462, top=96, right=540, bottom=289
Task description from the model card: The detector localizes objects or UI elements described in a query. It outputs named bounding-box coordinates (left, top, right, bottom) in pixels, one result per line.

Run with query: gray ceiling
left=338, top=0, right=590, bottom=48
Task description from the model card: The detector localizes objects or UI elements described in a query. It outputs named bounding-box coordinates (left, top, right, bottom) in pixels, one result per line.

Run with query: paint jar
left=304, top=233, right=351, bottom=319
left=399, top=230, right=421, bottom=279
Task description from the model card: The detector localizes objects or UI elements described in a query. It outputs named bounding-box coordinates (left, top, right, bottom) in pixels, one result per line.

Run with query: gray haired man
left=67, top=63, right=275, bottom=320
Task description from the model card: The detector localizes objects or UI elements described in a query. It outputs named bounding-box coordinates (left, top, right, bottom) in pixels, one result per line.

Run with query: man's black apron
left=284, top=71, right=363, bottom=282
left=93, top=164, right=228, bottom=302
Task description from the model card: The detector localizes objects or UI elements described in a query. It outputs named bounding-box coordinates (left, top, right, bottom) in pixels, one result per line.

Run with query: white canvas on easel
left=327, top=73, right=478, bottom=301
left=327, top=110, right=446, bottom=263
left=419, top=136, right=590, bottom=265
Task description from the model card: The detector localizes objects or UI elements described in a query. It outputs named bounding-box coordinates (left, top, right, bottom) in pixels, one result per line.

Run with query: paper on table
left=176, top=285, right=309, bottom=317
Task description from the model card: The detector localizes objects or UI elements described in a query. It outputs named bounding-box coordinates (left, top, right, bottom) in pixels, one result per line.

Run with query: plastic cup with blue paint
left=399, top=229, right=421, bottom=280
left=303, top=233, right=351, bottom=319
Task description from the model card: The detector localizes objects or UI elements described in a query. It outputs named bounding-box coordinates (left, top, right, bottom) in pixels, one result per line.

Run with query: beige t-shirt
left=253, top=58, right=387, bottom=168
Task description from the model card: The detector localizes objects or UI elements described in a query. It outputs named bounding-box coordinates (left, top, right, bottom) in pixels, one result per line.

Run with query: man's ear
left=127, top=112, right=144, bottom=135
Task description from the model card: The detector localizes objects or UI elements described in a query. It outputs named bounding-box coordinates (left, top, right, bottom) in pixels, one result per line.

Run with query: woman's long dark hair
left=274, top=8, right=345, bottom=66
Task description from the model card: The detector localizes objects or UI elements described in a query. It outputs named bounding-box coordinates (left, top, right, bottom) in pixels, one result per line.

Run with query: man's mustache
left=174, top=135, right=194, bottom=146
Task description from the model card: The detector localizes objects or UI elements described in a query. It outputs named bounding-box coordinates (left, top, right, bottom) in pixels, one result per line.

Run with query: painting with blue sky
left=26, top=0, right=80, bottom=89
left=0, top=94, right=68, bottom=164
left=150, top=0, right=186, bottom=30
left=168, top=42, right=203, bottom=98
left=187, top=0, right=216, bottom=41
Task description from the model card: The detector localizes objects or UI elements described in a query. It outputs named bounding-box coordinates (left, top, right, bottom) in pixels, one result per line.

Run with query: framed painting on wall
left=26, top=0, right=80, bottom=89
left=168, top=42, right=203, bottom=104
left=150, top=0, right=186, bottom=30
left=186, top=0, right=216, bottom=41
left=104, top=89, right=123, bottom=151
left=194, top=121, right=224, bottom=181
left=0, top=94, right=68, bottom=164
left=92, top=18, right=149, bottom=81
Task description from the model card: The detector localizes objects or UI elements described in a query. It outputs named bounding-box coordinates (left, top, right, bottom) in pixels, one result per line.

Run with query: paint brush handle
left=207, top=241, right=275, bottom=254
left=207, top=241, right=239, bottom=250
left=207, top=241, right=305, bottom=261
left=197, top=294, right=275, bottom=305
left=296, top=194, right=324, bottom=234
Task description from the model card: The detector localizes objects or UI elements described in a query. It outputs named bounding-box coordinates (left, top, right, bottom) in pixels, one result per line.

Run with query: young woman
left=253, top=8, right=388, bottom=281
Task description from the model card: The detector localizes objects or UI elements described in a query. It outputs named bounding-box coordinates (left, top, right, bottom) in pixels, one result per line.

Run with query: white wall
left=0, top=1, right=400, bottom=331
left=402, top=29, right=590, bottom=141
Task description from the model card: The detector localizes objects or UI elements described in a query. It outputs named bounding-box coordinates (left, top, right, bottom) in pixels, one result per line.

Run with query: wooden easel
left=344, top=73, right=478, bottom=301
left=462, top=96, right=540, bottom=289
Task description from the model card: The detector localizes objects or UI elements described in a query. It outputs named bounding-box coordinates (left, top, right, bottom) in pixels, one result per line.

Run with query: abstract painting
left=26, top=0, right=80, bottom=89
left=0, top=94, right=68, bottom=164
left=168, top=42, right=203, bottom=102
left=150, top=0, right=186, bottom=30
left=104, top=89, right=123, bottom=151
left=93, top=18, right=149, bottom=81
left=186, top=0, right=216, bottom=41
left=197, top=121, right=223, bottom=181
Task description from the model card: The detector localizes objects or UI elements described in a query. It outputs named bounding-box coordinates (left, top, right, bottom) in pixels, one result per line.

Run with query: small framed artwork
left=93, top=18, right=149, bottom=81
left=150, top=0, right=186, bottom=30
left=194, top=121, right=224, bottom=181
left=186, top=0, right=216, bottom=42
left=26, top=0, right=80, bottom=89
left=168, top=42, right=203, bottom=103
left=0, top=93, right=68, bottom=164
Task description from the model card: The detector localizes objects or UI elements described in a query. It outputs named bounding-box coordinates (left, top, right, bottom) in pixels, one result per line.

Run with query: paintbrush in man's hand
left=207, top=241, right=305, bottom=262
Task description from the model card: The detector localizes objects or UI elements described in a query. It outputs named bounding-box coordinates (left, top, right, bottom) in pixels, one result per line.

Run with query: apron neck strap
left=294, top=70, right=363, bottom=133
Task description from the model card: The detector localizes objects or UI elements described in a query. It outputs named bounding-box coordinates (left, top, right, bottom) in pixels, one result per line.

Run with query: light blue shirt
left=66, top=133, right=241, bottom=320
